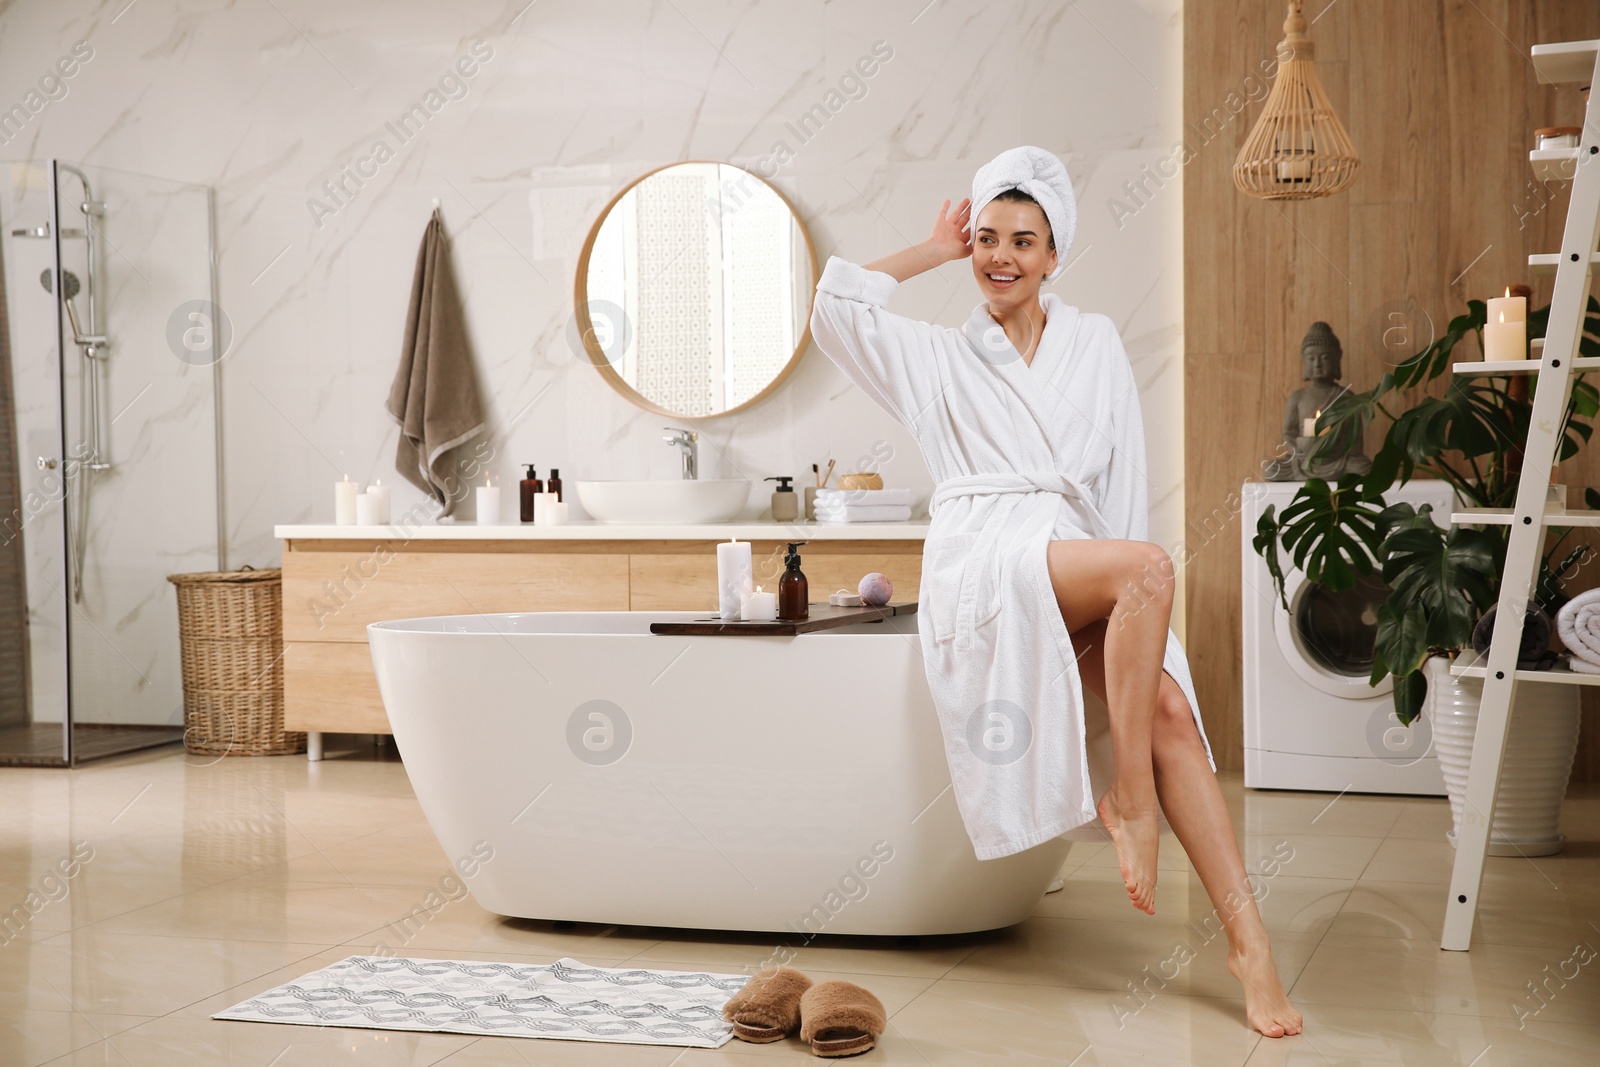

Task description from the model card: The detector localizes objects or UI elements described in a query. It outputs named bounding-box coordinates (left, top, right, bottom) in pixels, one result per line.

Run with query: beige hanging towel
left=386, top=208, right=486, bottom=517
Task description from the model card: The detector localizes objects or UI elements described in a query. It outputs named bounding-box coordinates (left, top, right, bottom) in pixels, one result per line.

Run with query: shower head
left=40, top=268, right=82, bottom=301
left=39, top=268, right=88, bottom=343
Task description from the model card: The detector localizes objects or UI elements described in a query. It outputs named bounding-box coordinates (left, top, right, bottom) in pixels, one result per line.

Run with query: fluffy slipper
left=799, top=979, right=887, bottom=1057
left=721, top=966, right=813, bottom=1042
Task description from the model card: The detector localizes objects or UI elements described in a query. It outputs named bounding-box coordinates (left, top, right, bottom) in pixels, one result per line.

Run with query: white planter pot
left=1427, top=655, right=1581, bottom=856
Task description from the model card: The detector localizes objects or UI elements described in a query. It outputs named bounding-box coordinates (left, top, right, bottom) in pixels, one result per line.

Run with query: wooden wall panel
left=1185, top=1, right=1600, bottom=780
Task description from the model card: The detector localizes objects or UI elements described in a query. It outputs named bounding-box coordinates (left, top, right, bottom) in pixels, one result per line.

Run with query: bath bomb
left=858, top=572, right=893, bottom=606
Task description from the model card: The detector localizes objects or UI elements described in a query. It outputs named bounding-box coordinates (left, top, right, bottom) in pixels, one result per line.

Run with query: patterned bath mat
left=214, top=955, right=751, bottom=1048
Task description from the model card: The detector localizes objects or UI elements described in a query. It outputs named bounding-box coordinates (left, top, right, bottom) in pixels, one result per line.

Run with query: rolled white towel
left=1555, top=587, right=1600, bottom=666
left=815, top=487, right=916, bottom=507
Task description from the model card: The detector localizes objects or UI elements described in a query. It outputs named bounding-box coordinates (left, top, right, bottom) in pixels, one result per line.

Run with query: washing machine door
left=1274, top=565, right=1394, bottom=698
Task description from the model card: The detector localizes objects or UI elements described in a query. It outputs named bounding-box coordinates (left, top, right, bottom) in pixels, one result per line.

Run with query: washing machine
left=1241, top=479, right=1451, bottom=795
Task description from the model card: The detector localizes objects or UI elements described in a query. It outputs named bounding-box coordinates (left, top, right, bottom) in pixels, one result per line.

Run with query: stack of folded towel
left=814, top=487, right=915, bottom=523
left=1556, top=588, right=1600, bottom=673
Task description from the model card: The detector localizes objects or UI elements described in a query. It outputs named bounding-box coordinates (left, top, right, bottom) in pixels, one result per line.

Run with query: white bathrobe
left=810, top=256, right=1214, bottom=861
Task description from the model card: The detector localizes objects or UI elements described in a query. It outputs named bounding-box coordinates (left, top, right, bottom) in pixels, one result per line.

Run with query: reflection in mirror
left=579, top=162, right=816, bottom=418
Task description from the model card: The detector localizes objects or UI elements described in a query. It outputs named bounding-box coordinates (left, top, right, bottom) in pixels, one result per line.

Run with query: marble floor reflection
left=1, top=740, right=1596, bottom=1065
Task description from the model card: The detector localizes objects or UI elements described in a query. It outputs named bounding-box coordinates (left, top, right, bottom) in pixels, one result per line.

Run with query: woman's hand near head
left=862, top=197, right=972, bottom=282
left=928, top=198, right=973, bottom=263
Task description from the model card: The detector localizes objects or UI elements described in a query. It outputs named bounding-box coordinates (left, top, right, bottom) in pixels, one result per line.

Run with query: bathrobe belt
left=927, top=472, right=1117, bottom=649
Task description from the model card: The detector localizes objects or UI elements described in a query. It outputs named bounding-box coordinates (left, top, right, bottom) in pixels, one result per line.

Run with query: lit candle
left=1301, top=409, right=1321, bottom=437
left=475, top=476, right=501, bottom=526
left=533, top=492, right=559, bottom=526
left=335, top=475, right=359, bottom=525
left=1484, top=287, right=1527, bottom=362
left=546, top=500, right=569, bottom=526
left=740, top=585, right=777, bottom=622
left=717, top=538, right=754, bottom=620
left=366, top=479, right=391, bottom=524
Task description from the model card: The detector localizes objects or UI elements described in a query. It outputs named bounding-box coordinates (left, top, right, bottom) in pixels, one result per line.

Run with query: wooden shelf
left=1531, top=148, right=1580, bottom=182
left=1528, top=252, right=1600, bottom=276
left=1452, top=507, right=1600, bottom=526
left=1449, top=650, right=1600, bottom=687
left=1531, top=39, right=1600, bottom=85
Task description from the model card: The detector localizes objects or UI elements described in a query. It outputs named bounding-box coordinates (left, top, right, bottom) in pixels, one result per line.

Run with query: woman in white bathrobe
left=809, top=158, right=1302, bottom=1039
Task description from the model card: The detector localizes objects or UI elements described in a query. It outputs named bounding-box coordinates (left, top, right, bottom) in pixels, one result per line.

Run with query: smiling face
left=972, top=198, right=1057, bottom=312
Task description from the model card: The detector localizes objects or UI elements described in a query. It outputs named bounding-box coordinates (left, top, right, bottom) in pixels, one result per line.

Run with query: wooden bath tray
left=649, top=601, right=916, bottom=636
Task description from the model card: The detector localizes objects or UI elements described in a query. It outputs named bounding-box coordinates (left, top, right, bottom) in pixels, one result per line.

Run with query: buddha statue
left=1264, top=321, right=1371, bottom=481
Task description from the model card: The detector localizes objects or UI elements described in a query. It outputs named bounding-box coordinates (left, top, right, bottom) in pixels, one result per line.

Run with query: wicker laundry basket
left=167, top=566, right=303, bottom=756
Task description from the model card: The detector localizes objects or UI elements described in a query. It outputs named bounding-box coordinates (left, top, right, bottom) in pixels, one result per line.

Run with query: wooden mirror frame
left=572, top=160, right=821, bottom=420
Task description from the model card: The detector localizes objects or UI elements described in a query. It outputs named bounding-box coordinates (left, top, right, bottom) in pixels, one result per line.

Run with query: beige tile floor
left=2, top=740, right=1597, bottom=1066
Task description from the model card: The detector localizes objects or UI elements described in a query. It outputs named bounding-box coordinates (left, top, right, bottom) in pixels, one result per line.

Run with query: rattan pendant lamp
left=1232, top=0, right=1359, bottom=199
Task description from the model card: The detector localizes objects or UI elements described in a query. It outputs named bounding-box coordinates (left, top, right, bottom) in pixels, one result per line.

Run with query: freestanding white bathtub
left=367, top=610, right=1070, bottom=936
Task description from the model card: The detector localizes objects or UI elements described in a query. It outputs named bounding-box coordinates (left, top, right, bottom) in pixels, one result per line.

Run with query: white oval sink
left=573, top=479, right=752, bottom=524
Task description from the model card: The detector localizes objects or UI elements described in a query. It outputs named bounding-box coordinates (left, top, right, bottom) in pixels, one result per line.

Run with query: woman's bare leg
left=1070, top=617, right=1305, bottom=1038
left=1045, top=538, right=1175, bottom=914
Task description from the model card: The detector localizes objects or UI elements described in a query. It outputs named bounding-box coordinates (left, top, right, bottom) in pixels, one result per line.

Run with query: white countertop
left=275, top=520, right=931, bottom=541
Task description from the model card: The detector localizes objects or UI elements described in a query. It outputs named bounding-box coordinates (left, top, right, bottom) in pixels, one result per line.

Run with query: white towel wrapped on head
left=970, top=145, right=1077, bottom=281
left=1556, top=587, right=1600, bottom=668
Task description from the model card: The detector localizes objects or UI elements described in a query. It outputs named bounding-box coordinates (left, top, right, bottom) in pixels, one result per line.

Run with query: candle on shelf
left=546, top=500, right=569, bottom=526
left=334, top=476, right=359, bottom=525
left=1301, top=409, right=1322, bottom=437
left=475, top=476, right=501, bottom=526
left=1484, top=287, right=1527, bottom=362
left=741, top=585, right=777, bottom=622
left=366, top=479, right=391, bottom=524
left=532, top=492, right=558, bottom=526
left=355, top=492, right=382, bottom=526
left=717, top=538, right=754, bottom=620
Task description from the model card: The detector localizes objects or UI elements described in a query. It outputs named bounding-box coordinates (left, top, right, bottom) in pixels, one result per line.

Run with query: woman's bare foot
left=1096, top=789, right=1159, bottom=914
left=1226, top=937, right=1303, bottom=1037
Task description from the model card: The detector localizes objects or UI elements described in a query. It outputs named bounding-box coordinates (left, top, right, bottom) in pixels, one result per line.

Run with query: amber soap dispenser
left=778, top=540, right=809, bottom=621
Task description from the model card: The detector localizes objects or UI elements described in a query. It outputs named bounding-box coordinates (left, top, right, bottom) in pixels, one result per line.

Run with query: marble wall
left=0, top=0, right=1186, bottom=611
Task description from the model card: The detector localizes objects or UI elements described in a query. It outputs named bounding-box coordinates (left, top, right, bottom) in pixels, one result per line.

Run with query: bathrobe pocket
left=922, top=532, right=1000, bottom=647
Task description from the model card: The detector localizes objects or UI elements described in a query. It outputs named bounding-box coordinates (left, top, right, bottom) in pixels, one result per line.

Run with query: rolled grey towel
left=1471, top=605, right=1558, bottom=670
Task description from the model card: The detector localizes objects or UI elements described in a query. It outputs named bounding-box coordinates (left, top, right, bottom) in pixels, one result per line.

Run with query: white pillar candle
left=1485, top=288, right=1527, bottom=361
left=475, top=479, right=501, bottom=526
left=355, top=492, right=382, bottom=526
left=366, top=479, right=391, bottom=524
left=741, top=585, right=777, bottom=622
left=1484, top=310, right=1526, bottom=362
left=546, top=500, right=569, bottom=526
left=334, top=476, right=359, bottom=525
left=717, top=538, right=753, bottom=620
left=532, top=492, right=557, bottom=526
left=1301, top=410, right=1321, bottom=437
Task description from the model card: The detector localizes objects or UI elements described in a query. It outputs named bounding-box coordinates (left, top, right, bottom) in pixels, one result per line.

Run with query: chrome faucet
left=663, top=426, right=699, bottom=480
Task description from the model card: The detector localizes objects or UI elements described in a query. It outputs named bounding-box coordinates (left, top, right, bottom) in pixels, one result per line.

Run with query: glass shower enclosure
left=0, top=160, right=222, bottom=765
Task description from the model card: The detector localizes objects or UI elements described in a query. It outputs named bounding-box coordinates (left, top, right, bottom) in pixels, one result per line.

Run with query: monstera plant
left=1253, top=295, right=1600, bottom=725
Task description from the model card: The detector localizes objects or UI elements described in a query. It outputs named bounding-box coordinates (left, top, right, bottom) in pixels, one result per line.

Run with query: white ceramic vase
left=1426, top=655, right=1581, bottom=856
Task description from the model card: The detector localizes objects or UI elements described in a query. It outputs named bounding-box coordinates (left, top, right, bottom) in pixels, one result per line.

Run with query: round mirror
left=574, top=161, right=818, bottom=419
